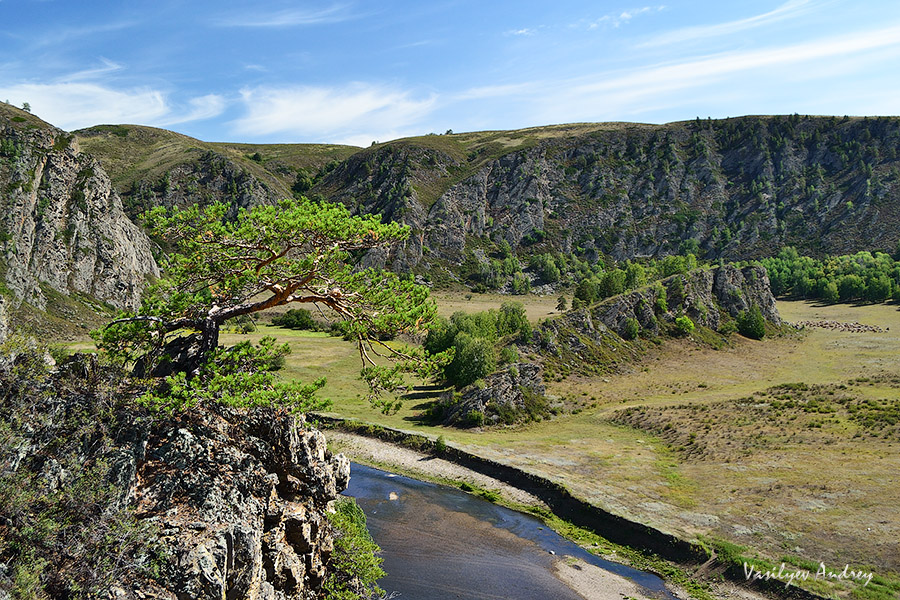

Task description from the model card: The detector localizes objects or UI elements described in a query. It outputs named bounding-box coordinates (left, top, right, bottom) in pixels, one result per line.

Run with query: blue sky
left=2, top=0, right=900, bottom=146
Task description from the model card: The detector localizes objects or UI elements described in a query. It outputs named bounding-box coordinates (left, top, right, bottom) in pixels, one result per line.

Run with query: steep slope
left=313, top=116, right=900, bottom=271
left=75, top=124, right=359, bottom=219
left=0, top=104, right=158, bottom=327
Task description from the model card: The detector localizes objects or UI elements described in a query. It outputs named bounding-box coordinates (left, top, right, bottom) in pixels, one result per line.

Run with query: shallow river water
left=344, top=463, right=677, bottom=600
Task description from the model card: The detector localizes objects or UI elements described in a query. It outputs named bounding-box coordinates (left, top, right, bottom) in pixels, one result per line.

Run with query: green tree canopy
left=94, top=197, right=439, bottom=411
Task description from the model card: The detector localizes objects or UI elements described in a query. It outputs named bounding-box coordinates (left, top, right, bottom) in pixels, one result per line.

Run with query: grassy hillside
left=74, top=124, right=359, bottom=218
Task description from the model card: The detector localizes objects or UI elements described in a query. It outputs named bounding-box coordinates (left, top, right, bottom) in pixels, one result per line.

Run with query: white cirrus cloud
left=454, top=23, right=900, bottom=126
left=56, top=58, right=124, bottom=83
left=0, top=82, right=226, bottom=130
left=639, top=0, right=815, bottom=47
left=584, top=5, right=666, bottom=29
left=213, top=4, right=353, bottom=27
left=159, top=94, right=227, bottom=126
left=574, top=22, right=900, bottom=98
left=231, top=83, right=437, bottom=143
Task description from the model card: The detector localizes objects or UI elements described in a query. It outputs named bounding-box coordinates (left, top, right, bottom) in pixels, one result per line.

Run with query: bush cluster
left=323, top=497, right=385, bottom=600
left=424, top=302, right=531, bottom=388
left=572, top=254, right=699, bottom=308
left=761, top=247, right=900, bottom=304
left=271, top=308, right=318, bottom=331
left=0, top=340, right=167, bottom=597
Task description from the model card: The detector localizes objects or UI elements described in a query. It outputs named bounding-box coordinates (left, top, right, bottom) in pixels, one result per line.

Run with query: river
left=344, top=463, right=678, bottom=600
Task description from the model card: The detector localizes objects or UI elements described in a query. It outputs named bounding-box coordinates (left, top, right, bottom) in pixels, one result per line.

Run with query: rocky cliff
left=48, top=114, right=900, bottom=288
left=0, top=104, right=158, bottom=315
left=537, top=264, right=780, bottom=375
left=0, top=352, right=350, bottom=599
left=312, top=117, right=900, bottom=272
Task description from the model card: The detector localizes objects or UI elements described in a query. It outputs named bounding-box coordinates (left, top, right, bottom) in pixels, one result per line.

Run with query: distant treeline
left=760, top=247, right=900, bottom=303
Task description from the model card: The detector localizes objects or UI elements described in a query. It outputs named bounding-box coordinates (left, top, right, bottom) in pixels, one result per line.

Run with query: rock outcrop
left=433, top=265, right=779, bottom=428
left=0, top=353, right=349, bottom=599
left=130, top=406, right=349, bottom=599
left=437, top=362, right=547, bottom=427
left=0, top=297, right=7, bottom=344
left=537, top=264, right=780, bottom=376
left=0, top=105, right=158, bottom=312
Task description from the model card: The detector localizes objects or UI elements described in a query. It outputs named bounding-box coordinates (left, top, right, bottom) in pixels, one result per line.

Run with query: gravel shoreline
left=326, top=429, right=547, bottom=507
left=327, top=429, right=777, bottom=600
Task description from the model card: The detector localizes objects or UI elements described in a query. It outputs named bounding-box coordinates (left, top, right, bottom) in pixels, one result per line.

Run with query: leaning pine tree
left=93, top=197, right=444, bottom=413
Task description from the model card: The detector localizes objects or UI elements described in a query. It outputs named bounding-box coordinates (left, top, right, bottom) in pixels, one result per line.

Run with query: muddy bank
left=321, top=416, right=706, bottom=563
left=345, top=462, right=677, bottom=600
left=321, top=418, right=828, bottom=600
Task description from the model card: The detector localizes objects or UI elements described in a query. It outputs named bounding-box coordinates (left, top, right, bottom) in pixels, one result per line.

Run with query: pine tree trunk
left=197, top=317, right=220, bottom=366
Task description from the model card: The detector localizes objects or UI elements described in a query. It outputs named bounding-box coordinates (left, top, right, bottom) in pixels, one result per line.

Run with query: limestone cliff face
left=0, top=106, right=158, bottom=311
left=316, top=117, right=900, bottom=271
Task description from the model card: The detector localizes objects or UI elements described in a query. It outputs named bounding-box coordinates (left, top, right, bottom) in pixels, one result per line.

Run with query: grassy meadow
left=74, top=291, right=900, bottom=596
left=232, top=293, right=900, bottom=596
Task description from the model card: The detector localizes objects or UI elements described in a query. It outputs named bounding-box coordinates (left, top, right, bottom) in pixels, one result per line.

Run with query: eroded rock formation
left=0, top=106, right=158, bottom=312
left=0, top=353, right=349, bottom=599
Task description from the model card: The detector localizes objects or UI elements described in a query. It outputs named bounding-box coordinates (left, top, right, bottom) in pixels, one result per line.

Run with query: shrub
left=228, top=313, right=257, bottom=333
left=675, top=315, right=695, bottom=335
left=511, top=272, right=531, bottom=295
left=271, top=308, right=316, bottom=330
left=654, top=283, right=668, bottom=313
left=622, top=317, right=640, bottom=340
left=737, top=304, right=766, bottom=340
left=324, top=497, right=385, bottom=600
left=465, top=409, right=485, bottom=427
left=499, top=345, right=519, bottom=364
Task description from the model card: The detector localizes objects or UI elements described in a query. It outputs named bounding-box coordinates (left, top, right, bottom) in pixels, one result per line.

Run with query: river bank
left=327, top=430, right=772, bottom=600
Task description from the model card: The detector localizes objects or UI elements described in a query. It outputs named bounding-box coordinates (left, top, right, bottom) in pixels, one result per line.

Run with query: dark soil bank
left=345, top=463, right=676, bottom=600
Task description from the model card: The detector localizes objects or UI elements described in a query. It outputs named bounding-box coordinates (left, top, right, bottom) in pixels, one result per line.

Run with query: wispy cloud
left=453, top=23, right=900, bottom=126
left=56, top=58, right=123, bottom=83
left=456, top=82, right=538, bottom=101
left=584, top=22, right=900, bottom=96
left=506, top=28, right=536, bottom=36
left=213, top=4, right=353, bottom=27
left=158, top=94, right=227, bottom=126
left=581, top=6, right=666, bottom=30
left=639, top=0, right=815, bottom=47
left=0, top=82, right=226, bottom=130
left=231, top=83, right=437, bottom=144
left=25, top=20, right=136, bottom=50
left=0, top=82, right=167, bottom=129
